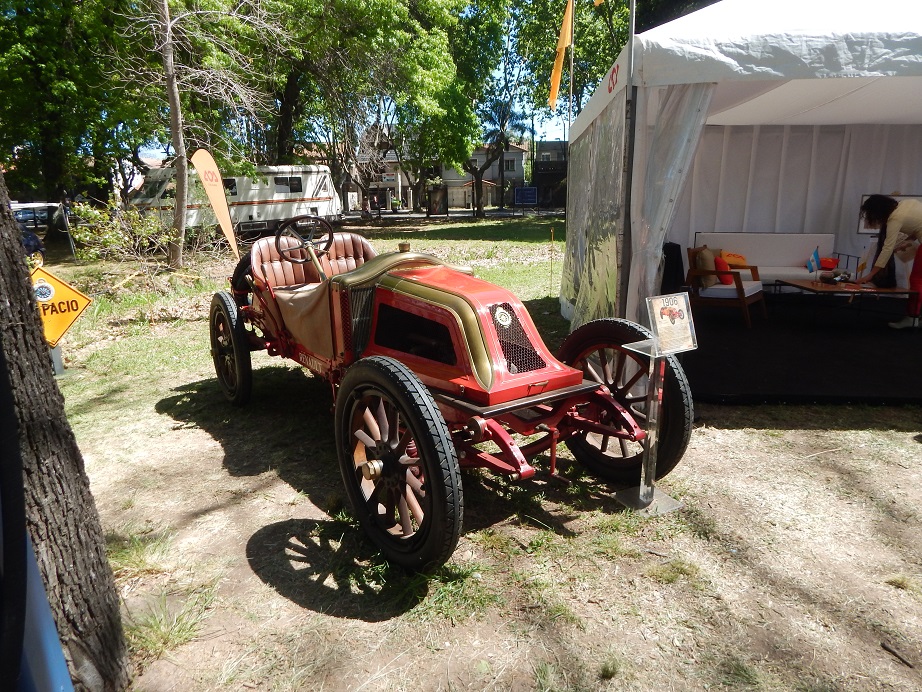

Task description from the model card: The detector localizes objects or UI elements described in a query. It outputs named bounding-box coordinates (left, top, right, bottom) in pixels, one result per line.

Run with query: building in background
left=533, top=140, right=568, bottom=208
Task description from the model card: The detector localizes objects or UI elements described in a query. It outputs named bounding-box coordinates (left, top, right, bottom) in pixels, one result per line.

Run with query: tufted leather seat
left=326, top=232, right=377, bottom=276
left=251, top=232, right=377, bottom=290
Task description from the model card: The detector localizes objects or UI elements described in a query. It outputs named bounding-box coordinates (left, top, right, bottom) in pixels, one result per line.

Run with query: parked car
left=12, top=202, right=67, bottom=235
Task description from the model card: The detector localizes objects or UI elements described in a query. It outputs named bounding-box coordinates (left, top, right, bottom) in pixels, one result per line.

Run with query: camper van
left=131, top=165, right=343, bottom=235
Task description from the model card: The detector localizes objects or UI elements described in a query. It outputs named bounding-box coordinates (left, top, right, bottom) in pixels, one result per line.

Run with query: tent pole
left=619, top=0, right=637, bottom=319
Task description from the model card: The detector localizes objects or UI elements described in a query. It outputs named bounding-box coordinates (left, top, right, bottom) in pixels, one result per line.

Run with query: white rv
left=131, top=164, right=343, bottom=234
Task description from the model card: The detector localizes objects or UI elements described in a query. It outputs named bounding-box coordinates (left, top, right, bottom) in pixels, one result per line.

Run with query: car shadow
left=156, top=362, right=637, bottom=606
left=245, top=517, right=430, bottom=621
left=155, top=365, right=343, bottom=505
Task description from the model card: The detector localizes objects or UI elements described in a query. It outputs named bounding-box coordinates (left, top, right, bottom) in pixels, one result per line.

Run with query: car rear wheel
left=210, top=290, right=252, bottom=406
left=557, top=318, right=693, bottom=485
left=335, top=356, right=462, bottom=571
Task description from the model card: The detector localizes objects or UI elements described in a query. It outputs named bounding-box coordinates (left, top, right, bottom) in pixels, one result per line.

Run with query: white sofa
left=693, top=232, right=837, bottom=286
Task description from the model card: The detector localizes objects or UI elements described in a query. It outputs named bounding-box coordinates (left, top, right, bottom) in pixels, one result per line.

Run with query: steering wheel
left=275, top=215, right=334, bottom=264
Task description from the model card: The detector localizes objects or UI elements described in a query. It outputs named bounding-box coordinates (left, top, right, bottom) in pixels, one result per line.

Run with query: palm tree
left=481, top=96, right=532, bottom=209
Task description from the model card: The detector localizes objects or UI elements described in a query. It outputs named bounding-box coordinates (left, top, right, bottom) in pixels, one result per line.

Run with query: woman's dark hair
left=860, top=194, right=898, bottom=227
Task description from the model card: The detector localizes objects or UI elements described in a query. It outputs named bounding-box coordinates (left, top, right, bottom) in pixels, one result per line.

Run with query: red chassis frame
left=233, top=254, right=647, bottom=484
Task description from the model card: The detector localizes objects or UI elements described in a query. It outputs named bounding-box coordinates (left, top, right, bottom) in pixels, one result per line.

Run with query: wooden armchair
left=685, top=247, right=767, bottom=328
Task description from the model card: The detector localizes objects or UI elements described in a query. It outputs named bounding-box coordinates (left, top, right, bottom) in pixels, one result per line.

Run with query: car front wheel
left=335, top=356, right=463, bottom=571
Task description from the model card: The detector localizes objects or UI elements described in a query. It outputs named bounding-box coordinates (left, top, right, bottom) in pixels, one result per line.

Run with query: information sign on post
left=30, top=267, right=92, bottom=348
left=514, top=186, right=538, bottom=206
left=616, top=292, right=696, bottom=515
left=646, top=292, right=697, bottom=354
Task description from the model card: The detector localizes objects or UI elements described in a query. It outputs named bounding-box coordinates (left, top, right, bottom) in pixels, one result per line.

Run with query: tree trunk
left=158, top=0, right=186, bottom=270
left=0, top=174, right=128, bottom=690
left=274, top=72, right=302, bottom=164
left=498, top=146, right=506, bottom=210
left=473, top=169, right=485, bottom=217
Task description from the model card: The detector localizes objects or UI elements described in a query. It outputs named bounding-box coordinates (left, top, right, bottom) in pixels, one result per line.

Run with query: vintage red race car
left=210, top=216, right=693, bottom=569
left=659, top=306, right=685, bottom=324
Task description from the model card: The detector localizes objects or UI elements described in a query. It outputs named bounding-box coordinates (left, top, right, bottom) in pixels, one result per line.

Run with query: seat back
left=251, top=235, right=318, bottom=289
left=251, top=232, right=377, bottom=290
left=326, top=232, right=377, bottom=276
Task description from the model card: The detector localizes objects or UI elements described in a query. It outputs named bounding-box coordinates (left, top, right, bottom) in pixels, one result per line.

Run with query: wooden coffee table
left=777, top=279, right=914, bottom=296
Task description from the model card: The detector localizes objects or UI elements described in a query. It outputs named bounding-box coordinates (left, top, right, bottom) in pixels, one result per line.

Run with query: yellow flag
left=189, top=149, right=240, bottom=260
left=548, top=0, right=573, bottom=110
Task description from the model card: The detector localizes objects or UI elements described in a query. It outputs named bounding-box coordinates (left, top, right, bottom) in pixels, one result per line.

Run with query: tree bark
left=0, top=173, right=129, bottom=690
left=158, top=0, right=186, bottom=269
left=274, top=71, right=302, bottom=164
left=498, top=145, right=506, bottom=210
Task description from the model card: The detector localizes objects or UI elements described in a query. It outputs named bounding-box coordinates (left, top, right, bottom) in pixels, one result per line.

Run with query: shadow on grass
left=245, top=518, right=430, bottom=621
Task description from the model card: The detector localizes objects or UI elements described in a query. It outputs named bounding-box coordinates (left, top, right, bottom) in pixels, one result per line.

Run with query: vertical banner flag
left=190, top=148, right=240, bottom=260
left=807, top=246, right=821, bottom=273
left=548, top=0, right=573, bottom=110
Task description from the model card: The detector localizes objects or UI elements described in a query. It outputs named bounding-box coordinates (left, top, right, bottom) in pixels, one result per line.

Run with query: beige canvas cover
left=274, top=283, right=334, bottom=359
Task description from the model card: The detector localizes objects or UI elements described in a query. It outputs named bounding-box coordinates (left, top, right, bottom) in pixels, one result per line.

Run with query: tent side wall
left=562, top=81, right=713, bottom=328
left=560, top=89, right=629, bottom=329
left=670, top=123, right=922, bottom=262
left=624, top=83, right=713, bottom=325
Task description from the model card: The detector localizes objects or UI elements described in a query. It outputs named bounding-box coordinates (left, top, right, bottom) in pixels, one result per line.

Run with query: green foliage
left=513, top=0, right=627, bottom=117
left=126, top=583, right=217, bottom=663
left=71, top=201, right=175, bottom=262
left=0, top=0, right=160, bottom=200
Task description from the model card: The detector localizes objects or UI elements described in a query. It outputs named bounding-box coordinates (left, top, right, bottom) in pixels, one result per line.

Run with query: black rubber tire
left=557, top=318, right=694, bottom=484
left=335, top=356, right=463, bottom=571
left=230, top=252, right=252, bottom=293
left=210, top=290, right=253, bottom=406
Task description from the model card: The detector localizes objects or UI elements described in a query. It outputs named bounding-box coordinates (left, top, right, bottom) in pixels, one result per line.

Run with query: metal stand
left=50, top=345, right=65, bottom=377
left=614, top=339, right=683, bottom=516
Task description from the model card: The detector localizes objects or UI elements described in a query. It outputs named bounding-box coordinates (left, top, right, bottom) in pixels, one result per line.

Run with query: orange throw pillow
left=721, top=250, right=748, bottom=267
left=714, top=256, right=734, bottom=284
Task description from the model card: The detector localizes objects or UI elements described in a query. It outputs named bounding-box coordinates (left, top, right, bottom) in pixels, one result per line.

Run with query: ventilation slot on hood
left=489, top=303, right=546, bottom=374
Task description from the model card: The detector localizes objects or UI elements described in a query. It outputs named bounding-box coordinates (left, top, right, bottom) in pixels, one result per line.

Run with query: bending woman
left=856, top=194, right=922, bottom=329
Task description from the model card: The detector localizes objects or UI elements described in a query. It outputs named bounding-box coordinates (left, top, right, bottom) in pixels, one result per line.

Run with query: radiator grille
left=489, top=302, right=546, bottom=374
left=340, top=290, right=352, bottom=352
left=350, top=288, right=375, bottom=355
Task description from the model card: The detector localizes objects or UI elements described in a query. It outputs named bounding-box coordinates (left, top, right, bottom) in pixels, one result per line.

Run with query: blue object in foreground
left=19, top=536, right=73, bottom=692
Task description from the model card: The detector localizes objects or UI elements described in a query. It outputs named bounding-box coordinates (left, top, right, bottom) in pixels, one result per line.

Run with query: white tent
left=561, top=0, right=922, bottom=327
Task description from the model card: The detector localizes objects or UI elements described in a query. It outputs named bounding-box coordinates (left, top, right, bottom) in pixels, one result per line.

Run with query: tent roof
left=637, top=0, right=922, bottom=86
left=572, top=0, right=922, bottom=138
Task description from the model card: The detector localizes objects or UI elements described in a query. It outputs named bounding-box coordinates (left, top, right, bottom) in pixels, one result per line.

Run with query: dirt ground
left=55, top=237, right=922, bottom=691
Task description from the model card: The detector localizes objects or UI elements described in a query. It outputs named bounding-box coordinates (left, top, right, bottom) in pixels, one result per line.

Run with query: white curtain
left=561, top=90, right=628, bottom=329
left=625, top=83, right=714, bottom=325
left=670, top=124, right=922, bottom=261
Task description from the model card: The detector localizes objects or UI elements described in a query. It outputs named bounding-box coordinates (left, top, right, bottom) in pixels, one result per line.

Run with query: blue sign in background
left=514, top=187, right=538, bottom=206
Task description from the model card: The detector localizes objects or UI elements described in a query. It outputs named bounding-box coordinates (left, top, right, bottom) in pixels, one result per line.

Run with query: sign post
left=615, top=292, right=697, bottom=515
left=30, top=267, right=92, bottom=375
